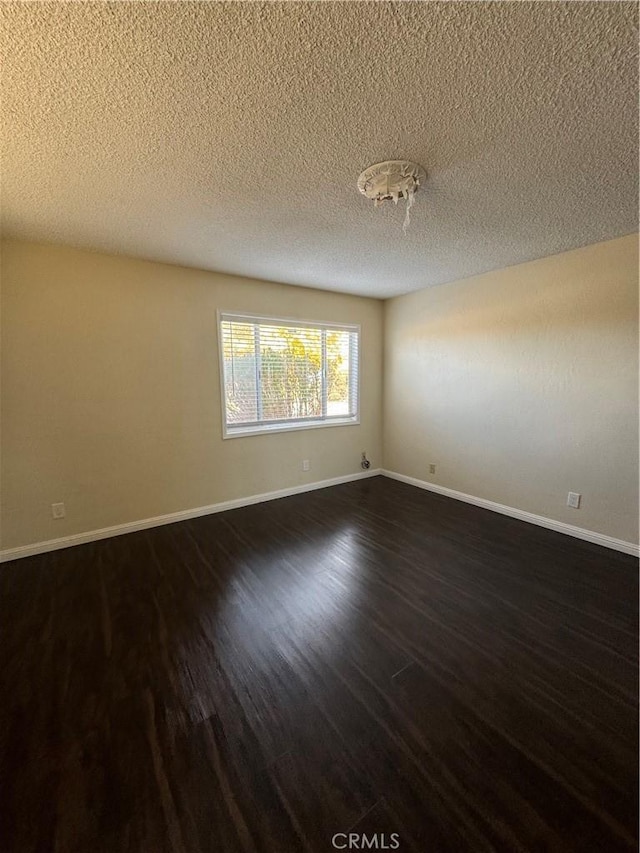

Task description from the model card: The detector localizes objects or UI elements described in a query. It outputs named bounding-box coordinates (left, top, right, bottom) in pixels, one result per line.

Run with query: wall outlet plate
left=429, top=464, right=436, bottom=475
left=302, top=460, right=310, bottom=472
left=51, top=502, right=66, bottom=519
left=567, top=492, right=581, bottom=509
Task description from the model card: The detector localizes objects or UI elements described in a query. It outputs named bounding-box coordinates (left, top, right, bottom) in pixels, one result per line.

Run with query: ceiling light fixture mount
left=357, top=160, right=426, bottom=233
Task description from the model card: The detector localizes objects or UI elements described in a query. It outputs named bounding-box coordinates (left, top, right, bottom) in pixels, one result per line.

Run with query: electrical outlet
left=302, top=459, right=310, bottom=472
left=567, top=492, right=581, bottom=509
left=429, top=464, right=436, bottom=475
left=51, top=502, right=66, bottom=519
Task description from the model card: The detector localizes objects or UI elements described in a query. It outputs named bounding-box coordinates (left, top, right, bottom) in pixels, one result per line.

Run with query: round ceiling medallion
left=357, top=160, right=426, bottom=205
left=357, top=160, right=426, bottom=232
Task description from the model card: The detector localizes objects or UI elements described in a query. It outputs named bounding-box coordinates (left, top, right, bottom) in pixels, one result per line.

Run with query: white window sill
left=223, top=416, right=360, bottom=439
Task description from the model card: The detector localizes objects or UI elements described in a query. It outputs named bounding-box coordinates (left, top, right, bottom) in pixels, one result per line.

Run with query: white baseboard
left=4, top=468, right=636, bottom=562
left=0, top=469, right=382, bottom=563
left=381, top=470, right=639, bottom=557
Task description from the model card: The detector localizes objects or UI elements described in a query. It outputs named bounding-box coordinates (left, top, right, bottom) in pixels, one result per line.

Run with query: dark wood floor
left=1, top=476, right=637, bottom=852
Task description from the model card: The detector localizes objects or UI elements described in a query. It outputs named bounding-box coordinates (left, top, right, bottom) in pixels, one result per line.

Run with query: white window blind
left=219, top=313, right=359, bottom=437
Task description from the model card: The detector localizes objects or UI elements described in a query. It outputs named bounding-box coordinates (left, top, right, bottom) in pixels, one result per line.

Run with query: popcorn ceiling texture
left=1, top=1, right=637, bottom=298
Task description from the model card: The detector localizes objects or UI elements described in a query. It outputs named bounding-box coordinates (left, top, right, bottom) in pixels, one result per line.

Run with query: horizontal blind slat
left=221, top=317, right=359, bottom=431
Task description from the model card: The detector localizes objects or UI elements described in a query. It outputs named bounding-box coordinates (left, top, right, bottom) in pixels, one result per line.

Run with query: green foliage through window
left=220, top=316, right=359, bottom=433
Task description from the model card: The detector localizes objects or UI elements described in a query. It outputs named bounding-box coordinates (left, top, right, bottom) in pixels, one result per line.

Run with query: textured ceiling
left=1, top=2, right=638, bottom=298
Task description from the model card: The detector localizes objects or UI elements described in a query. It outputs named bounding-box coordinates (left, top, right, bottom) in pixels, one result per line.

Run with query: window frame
left=217, top=310, right=361, bottom=439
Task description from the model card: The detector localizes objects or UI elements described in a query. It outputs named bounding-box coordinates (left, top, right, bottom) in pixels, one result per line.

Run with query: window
left=219, top=312, right=360, bottom=438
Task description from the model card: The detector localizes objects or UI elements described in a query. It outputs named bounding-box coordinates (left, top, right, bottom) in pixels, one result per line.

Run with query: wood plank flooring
left=0, top=476, right=637, bottom=852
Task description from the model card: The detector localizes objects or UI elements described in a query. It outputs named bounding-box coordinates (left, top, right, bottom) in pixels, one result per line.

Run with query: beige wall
left=0, top=240, right=383, bottom=550
left=2, top=235, right=638, bottom=552
left=383, top=234, right=639, bottom=544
